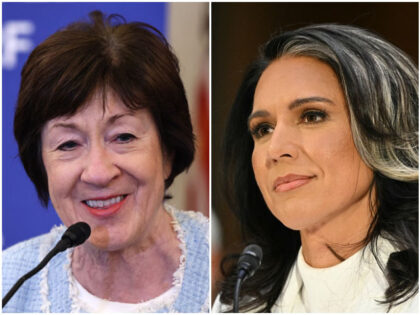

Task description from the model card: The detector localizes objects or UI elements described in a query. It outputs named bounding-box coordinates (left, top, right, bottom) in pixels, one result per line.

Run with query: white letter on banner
left=3, top=20, right=35, bottom=70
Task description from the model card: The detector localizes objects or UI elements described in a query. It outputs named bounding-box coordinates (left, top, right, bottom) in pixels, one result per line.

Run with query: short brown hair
left=14, top=10, right=195, bottom=206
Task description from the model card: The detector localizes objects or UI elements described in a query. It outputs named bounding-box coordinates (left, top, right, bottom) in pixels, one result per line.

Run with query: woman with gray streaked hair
left=213, top=24, right=418, bottom=312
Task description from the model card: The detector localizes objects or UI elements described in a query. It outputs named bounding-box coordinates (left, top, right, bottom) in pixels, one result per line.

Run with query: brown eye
left=57, top=141, right=79, bottom=151
left=301, top=110, right=327, bottom=123
left=250, top=123, right=274, bottom=139
left=115, top=133, right=136, bottom=143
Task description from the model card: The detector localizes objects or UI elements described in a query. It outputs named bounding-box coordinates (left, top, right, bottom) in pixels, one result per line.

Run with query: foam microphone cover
left=61, top=222, right=91, bottom=247
left=237, top=244, right=263, bottom=279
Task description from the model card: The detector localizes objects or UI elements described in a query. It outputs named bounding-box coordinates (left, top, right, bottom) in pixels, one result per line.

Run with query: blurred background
left=2, top=2, right=209, bottom=250
left=211, top=2, right=418, bottom=304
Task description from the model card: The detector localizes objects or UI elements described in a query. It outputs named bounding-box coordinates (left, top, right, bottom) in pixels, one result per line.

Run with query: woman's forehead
left=253, top=56, right=345, bottom=111
left=50, top=89, right=137, bottom=122
left=42, top=100, right=150, bottom=135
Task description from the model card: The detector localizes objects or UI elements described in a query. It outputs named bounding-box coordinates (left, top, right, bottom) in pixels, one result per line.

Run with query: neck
left=71, top=209, right=181, bottom=303
left=300, top=190, right=374, bottom=268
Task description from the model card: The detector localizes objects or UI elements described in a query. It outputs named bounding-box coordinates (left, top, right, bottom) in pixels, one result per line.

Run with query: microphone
left=54, top=221, right=91, bottom=252
left=2, top=222, right=91, bottom=308
left=233, top=244, right=263, bottom=312
left=236, top=244, right=263, bottom=281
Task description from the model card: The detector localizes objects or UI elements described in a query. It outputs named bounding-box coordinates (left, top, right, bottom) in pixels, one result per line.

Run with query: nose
left=81, top=143, right=121, bottom=187
left=267, top=123, right=299, bottom=164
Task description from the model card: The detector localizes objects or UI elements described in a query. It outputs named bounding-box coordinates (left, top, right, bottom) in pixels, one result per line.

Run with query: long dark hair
left=220, top=24, right=418, bottom=312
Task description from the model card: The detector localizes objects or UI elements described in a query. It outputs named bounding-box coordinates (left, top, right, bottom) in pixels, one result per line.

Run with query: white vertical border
left=167, top=2, right=211, bottom=311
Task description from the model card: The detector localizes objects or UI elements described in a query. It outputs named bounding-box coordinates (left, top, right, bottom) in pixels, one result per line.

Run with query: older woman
left=2, top=11, right=209, bottom=313
left=214, top=24, right=418, bottom=312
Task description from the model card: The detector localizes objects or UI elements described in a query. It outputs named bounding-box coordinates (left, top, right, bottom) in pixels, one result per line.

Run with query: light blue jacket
left=3, top=207, right=209, bottom=313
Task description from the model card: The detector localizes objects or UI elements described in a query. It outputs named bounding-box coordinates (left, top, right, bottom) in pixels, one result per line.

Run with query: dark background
left=211, top=2, right=418, bottom=302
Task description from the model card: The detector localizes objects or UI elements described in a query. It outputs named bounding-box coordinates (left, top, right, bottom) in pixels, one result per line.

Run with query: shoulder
left=166, top=204, right=209, bottom=312
left=168, top=205, right=209, bottom=265
left=212, top=293, right=265, bottom=313
left=166, top=203, right=209, bottom=264
left=2, top=225, right=66, bottom=313
left=3, top=233, right=45, bottom=264
left=212, top=294, right=232, bottom=313
left=169, top=205, right=209, bottom=233
left=3, top=225, right=64, bottom=280
left=390, top=293, right=419, bottom=313
left=167, top=204, right=209, bottom=248
left=3, top=234, right=44, bottom=294
left=375, top=237, right=419, bottom=313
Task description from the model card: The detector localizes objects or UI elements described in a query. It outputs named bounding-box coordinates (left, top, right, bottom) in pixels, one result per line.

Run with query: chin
left=87, top=226, right=128, bottom=251
left=88, top=238, right=131, bottom=252
left=271, top=206, right=314, bottom=231
left=279, top=219, right=304, bottom=231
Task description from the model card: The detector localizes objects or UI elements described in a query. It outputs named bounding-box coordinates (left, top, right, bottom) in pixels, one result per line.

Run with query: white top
left=74, top=279, right=178, bottom=313
left=213, top=237, right=418, bottom=313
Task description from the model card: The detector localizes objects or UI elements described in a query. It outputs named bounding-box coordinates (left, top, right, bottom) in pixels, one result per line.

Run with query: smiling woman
left=41, top=91, right=172, bottom=252
left=214, top=24, right=418, bottom=312
left=3, top=11, right=209, bottom=313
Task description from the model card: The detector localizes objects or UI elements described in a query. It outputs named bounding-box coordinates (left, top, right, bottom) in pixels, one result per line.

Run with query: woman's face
left=41, top=90, right=172, bottom=251
left=249, top=56, right=373, bottom=231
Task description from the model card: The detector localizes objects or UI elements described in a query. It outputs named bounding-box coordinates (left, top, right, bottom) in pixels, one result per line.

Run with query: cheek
left=124, top=149, right=166, bottom=188
left=313, top=126, right=353, bottom=160
left=251, top=147, right=268, bottom=195
left=251, top=149, right=261, bottom=183
left=315, top=129, right=372, bottom=197
left=46, top=162, right=82, bottom=190
left=43, top=160, right=81, bottom=224
left=43, top=159, right=76, bottom=200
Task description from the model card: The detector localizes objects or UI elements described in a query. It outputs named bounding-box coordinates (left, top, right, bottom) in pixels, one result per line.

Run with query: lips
left=273, top=174, right=315, bottom=192
left=82, top=194, right=127, bottom=218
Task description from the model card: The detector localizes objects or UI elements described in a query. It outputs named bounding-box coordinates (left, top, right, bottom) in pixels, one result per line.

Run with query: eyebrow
left=49, top=112, right=135, bottom=131
left=49, top=122, right=78, bottom=130
left=247, top=96, right=334, bottom=126
left=107, top=113, right=133, bottom=126
left=288, top=96, right=334, bottom=110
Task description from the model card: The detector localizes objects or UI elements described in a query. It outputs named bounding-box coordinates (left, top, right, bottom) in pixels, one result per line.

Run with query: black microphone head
left=237, top=244, right=263, bottom=280
left=61, top=222, right=91, bottom=248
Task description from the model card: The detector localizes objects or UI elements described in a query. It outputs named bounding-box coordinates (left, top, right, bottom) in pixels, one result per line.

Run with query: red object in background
left=186, top=57, right=209, bottom=217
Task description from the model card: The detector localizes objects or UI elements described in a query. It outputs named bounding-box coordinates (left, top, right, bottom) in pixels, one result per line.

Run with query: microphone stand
left=233, top=271, right=245, bottom=313
left=232, top=245, right=262, bottom=313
